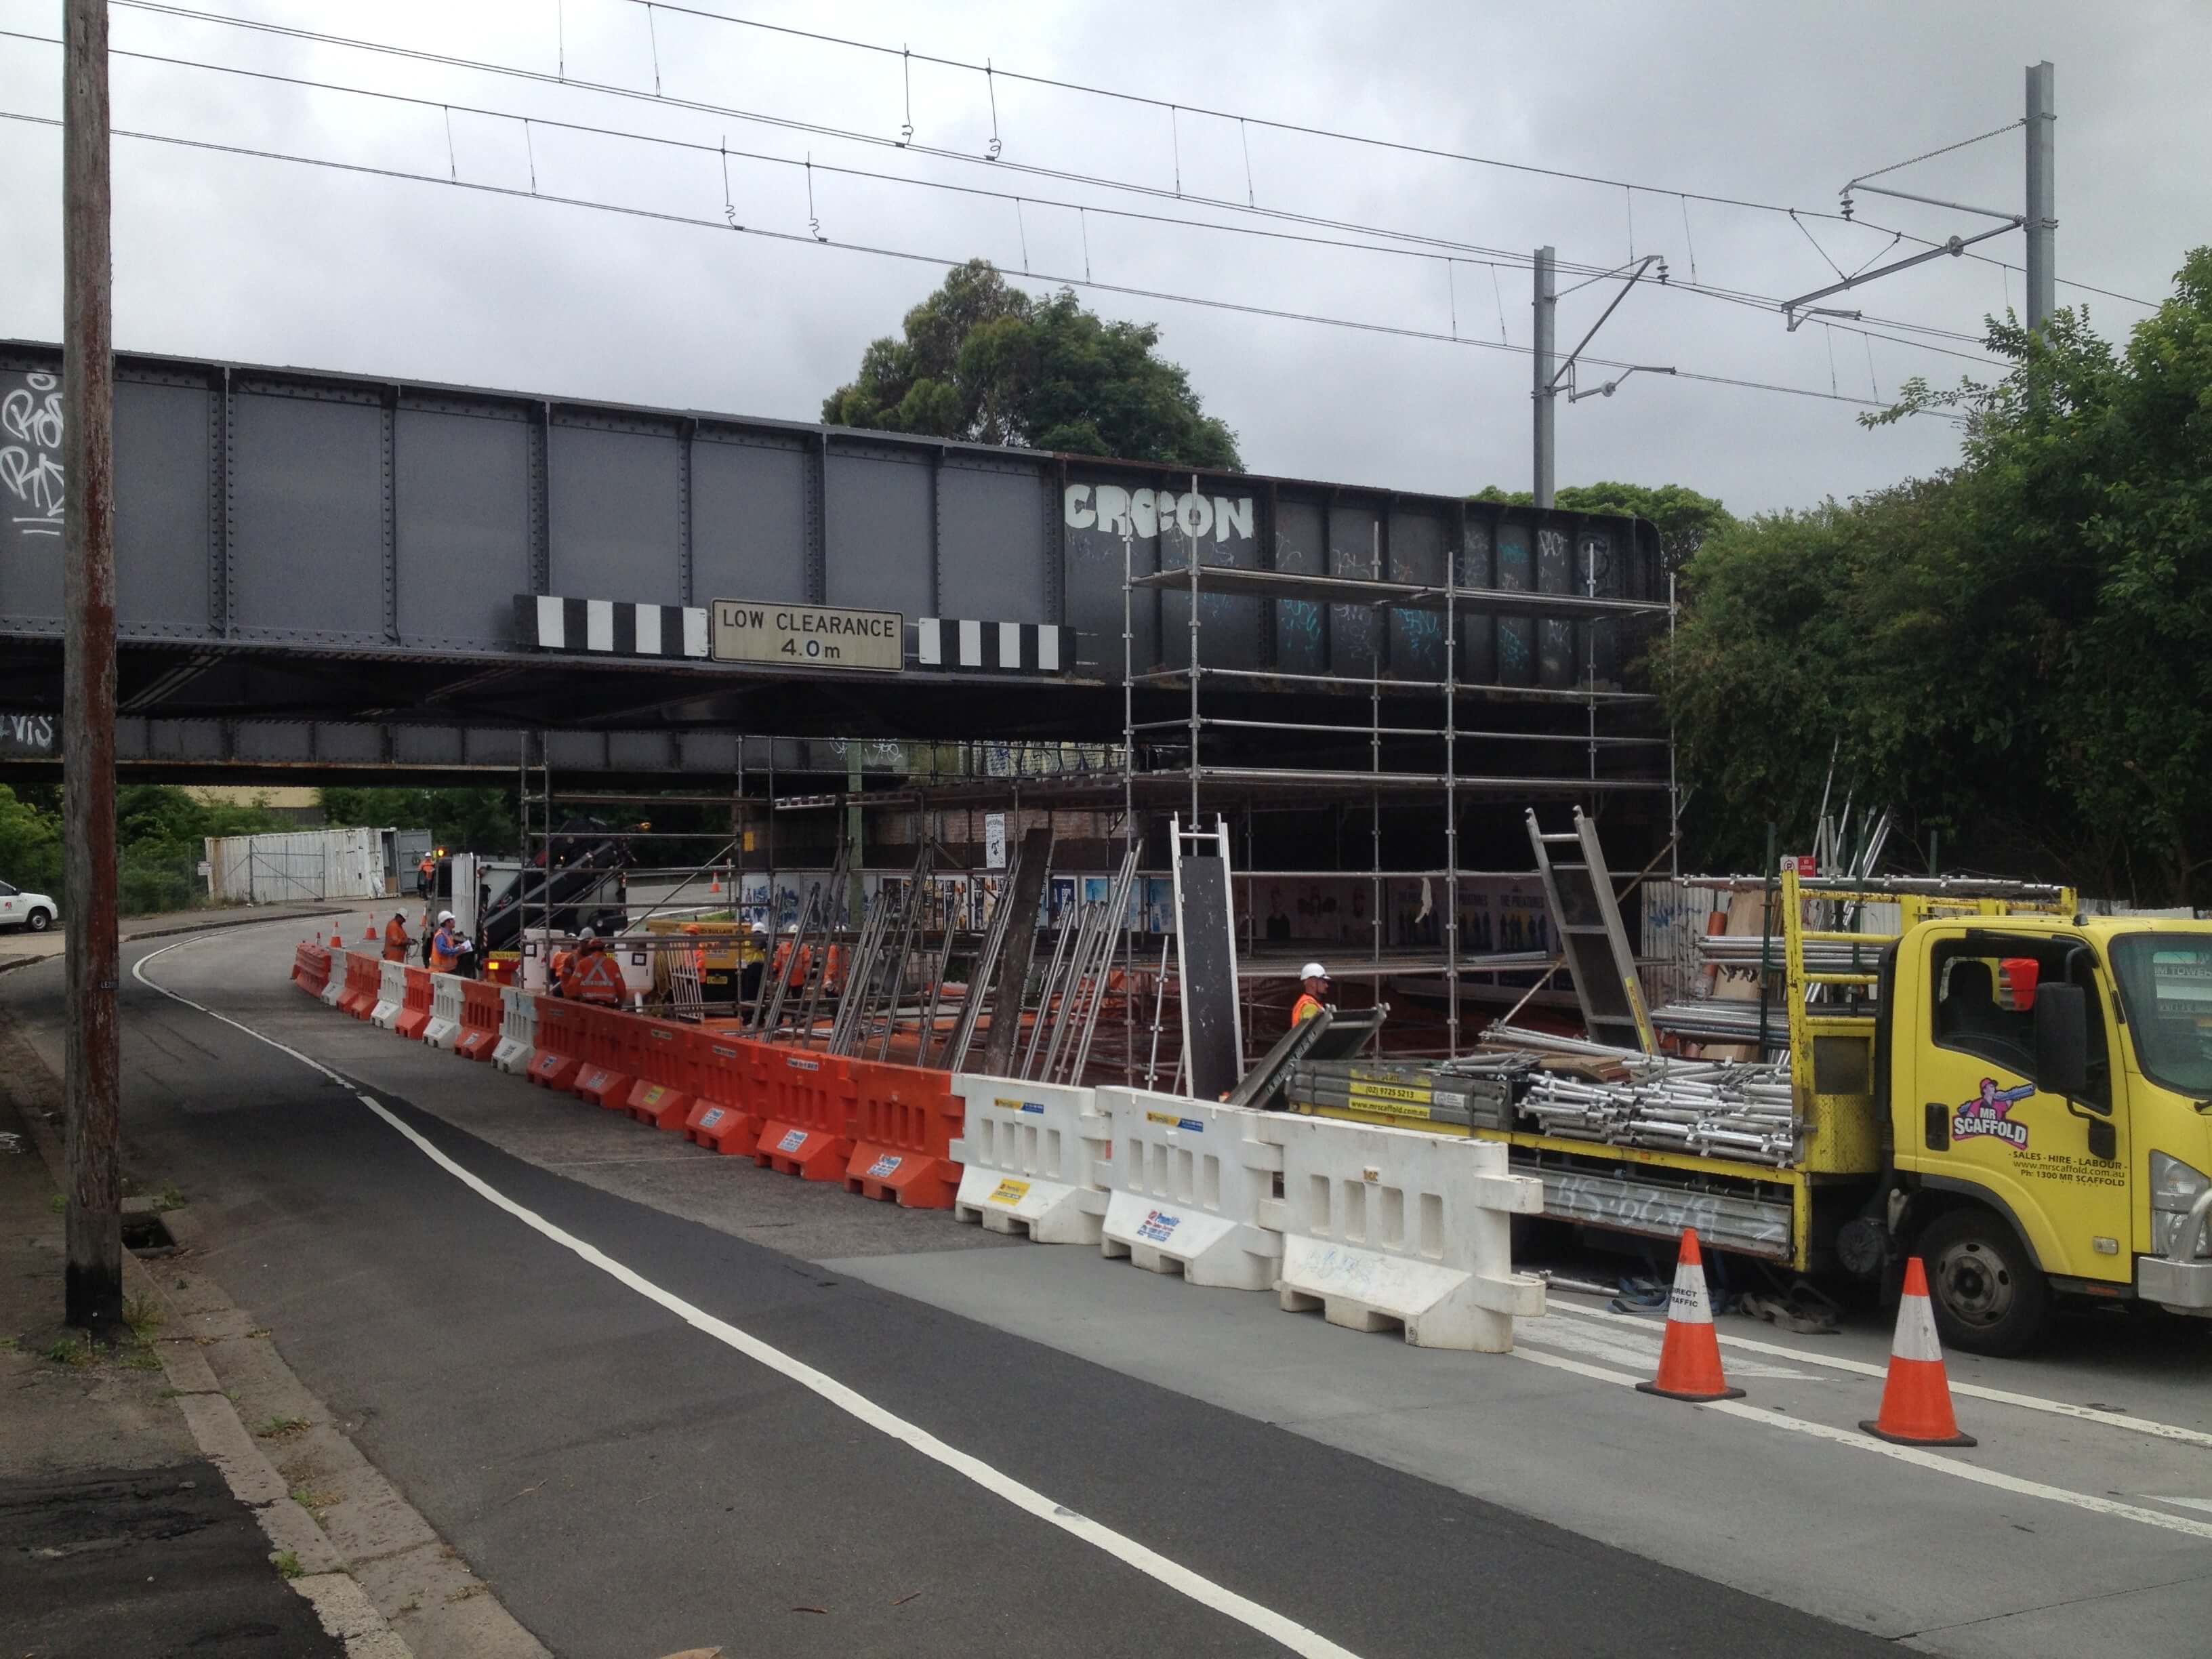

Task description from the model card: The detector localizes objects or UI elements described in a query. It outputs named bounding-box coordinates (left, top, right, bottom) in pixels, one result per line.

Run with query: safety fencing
left=1258, top=1115, right=1544, bottom=1351
left=684, top=1033, right=764, bottom=1155
left=370, top=960, right=408, bottom=1030
left=1095, top=1089, right=1283, bottom=1290
left=491, top=987, right=538, bottom=1073
left=319, top=947, right=349, bottom=1009
left=947, top=1077, right=1110, bottom=1244
left=422, top=975, right=466, bottom=1050
left=754, top=1048, right=857, bottom=1181
left=291, top=940, right=331, bottom=996
left=395, top=967, right=434, bottom=1042
left=846, top=1059, right=963, bottom=1209
left=453, top=981, right=505, bottom=1061
left=287, top=961, right=1552, bottom=1353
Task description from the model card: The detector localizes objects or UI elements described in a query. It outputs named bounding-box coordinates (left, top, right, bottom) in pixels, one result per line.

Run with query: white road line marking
left=131, top=939, right=1364, bottom=1659
left=1516, top=1315, right=1817, bottom=1380
left=1545, top=1297, right=2212, bottom=1450
left=2146, top=1496, right=2212, bottom=1515
left=1509, top=1346, right=2212, bottom=1542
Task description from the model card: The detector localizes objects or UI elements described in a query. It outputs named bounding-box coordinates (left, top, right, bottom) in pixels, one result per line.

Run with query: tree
left=822, top=260, right=1242, bottom=469
left=1469, top=481, right=1733, bottom=575
left=319, top=787, right=516, bottom=855
left=1657, top=248, right=2212, bottom=902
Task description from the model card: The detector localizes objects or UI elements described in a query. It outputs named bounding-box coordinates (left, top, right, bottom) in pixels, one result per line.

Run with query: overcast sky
left=2, top=0, right=2205, bottom=514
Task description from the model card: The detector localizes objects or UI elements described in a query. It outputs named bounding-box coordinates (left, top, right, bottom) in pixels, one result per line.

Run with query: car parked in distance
left=0, top=880, right=56, bottom=932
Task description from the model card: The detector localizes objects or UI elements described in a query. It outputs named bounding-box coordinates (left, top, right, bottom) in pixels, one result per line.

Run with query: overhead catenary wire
left=83, top=6, right=2015, bottom=349
left=1, top=24, right=2003, bottom=373
left=0, top=104, right=1958, bottom=419
left=615, top=0, right=2163, bottom=317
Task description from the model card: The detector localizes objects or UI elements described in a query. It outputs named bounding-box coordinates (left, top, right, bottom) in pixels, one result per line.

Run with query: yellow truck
left=1300, top=872, right=2212, bottom=1355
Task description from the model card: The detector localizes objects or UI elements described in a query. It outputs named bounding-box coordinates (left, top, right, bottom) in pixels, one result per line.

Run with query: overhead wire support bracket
left=1547, top=253, right=1665, bottom=394
left=1780, top=222, right=2013, bottom=324
left=1566, top=363, right=1676, bottom=403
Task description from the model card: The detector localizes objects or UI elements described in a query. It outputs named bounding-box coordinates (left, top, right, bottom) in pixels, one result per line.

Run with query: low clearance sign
left=710, top=600, right=902, bottom=672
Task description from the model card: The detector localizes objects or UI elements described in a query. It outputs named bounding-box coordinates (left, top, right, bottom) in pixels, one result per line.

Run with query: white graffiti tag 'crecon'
left=1065, top=484, right=1254, bottom=545
left=1, top=372, right=65, bottom=538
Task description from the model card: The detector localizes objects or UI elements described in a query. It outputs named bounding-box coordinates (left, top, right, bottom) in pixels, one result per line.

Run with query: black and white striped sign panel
left=514, top=595, right=1075, bottom=676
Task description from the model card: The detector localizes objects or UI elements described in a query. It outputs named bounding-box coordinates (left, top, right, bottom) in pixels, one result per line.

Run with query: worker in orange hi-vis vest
left=382, top=911, right=411, bottom=963
left=570, top=937, right=628, bottom=1006
left=1290, top=962, right=1331, bottom=1027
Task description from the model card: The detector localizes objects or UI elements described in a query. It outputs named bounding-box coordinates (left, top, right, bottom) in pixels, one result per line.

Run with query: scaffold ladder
left=1526, top=806, right=1656, bottom=1054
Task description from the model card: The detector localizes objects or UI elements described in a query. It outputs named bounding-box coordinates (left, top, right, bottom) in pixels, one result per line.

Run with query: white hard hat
left=438, top=910, right=455, bottom=924
left=578, top=924, right=594, bottom=939
left=1300, top=962, right=1329, bottom=981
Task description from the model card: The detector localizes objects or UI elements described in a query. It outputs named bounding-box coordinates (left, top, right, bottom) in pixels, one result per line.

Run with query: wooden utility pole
left=62, top=0, right=121, bottom=1337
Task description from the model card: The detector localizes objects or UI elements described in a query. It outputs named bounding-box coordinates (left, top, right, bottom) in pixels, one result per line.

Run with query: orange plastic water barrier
left=453, top=980, right=505, bottom=1060
left=843, top=1059, right=964, bottom=1209
left=525, top=996, right=584, bottom=1091
left=570, top=1004, right=637, bottom=1109
left=291, top=941, right=331, bottom=996
left=752, top=1046, right=856, bottom=1181
left=340, top=953, right=382, bottom=1019
left=621, top=1018, right=697, bottom=1130
left=683, top=1033, right=763, bottom=1155
left=394, top=966, right=436, bottom=1041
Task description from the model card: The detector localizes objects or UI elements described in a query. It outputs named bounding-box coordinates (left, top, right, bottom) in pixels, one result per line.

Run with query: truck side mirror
left=2034, top=983, right=2090, bottom=1100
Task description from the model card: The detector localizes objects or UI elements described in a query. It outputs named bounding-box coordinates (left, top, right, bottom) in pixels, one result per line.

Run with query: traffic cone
left=1635, top=1228, right=1746, bottom=1403
left=329, top=927, right=343, bottom=947
left=363, top=920, right=377, bottom=942
left=1860, top=1258, right=1976, bottom=1446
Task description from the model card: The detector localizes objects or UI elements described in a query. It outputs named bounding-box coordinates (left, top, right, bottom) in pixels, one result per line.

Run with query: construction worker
left=381, top=910, right=411, bottom=963
left=569, top=937, right=627, bottom=1006
left=415, top=851, right=436, bottom=899
left=548, top=928, right=581, bottom=996
left=741, top=922, right=768, bottom=1006
left=430, top=910, right=467, bottom=975
left=419, top=905, right=436, bottom=968
left=1291, top=962, right=1330, bottom=1027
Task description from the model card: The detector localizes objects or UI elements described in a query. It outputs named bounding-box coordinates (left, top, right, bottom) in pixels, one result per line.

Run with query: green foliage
left=0, top=784, right=63, bottom=894
left=319, top=787, right=515, bottom=855
left=1469, top=481, right=1734, bottom=575
left=1658, top=249, right=2212, bottom=902
left=823, top=259, right=1242, bottom=469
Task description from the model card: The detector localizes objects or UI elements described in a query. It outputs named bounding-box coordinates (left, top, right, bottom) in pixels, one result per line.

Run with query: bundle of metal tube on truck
left=1696, top=933, right=1887, bottom=974
left=1520, top=1060, right=1800, bottom=1167
left=1284, top=1055, right=1529, bottom=1133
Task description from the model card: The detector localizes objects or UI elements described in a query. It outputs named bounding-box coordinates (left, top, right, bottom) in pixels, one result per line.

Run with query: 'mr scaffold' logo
left=1954, top=1079, right=2033, bottom=1149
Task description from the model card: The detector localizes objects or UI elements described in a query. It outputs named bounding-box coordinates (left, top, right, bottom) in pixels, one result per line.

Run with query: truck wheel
left=1917, top=1209, right=2051, bottom=1357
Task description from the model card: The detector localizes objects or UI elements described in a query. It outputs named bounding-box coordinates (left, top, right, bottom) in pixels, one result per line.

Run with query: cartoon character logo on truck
left=1952, top=1079, right=2034, bottom=1149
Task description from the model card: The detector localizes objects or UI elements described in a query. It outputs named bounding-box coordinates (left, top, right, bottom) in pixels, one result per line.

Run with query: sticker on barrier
left=369, top=959, right=408, bottom=1031
left=421, top=975, right=466, bottom=1050
left=753, top=1047, right=855, bottom=1181
left=491, top=986, right=538, bottom=1073
left=844, top=1059, right=963, bottom=1208
left=948, top=1076, right=1109, bottom=1244
left=1256, top=1114, right=1547, bottom=1352
left=571, top=1006, right=636, bottom=1108
left=1095, top=1089, right=1282, bottom=1290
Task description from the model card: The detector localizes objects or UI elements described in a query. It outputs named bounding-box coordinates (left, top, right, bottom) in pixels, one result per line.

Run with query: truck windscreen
left=2108, top=934, right=2212, bottom=1097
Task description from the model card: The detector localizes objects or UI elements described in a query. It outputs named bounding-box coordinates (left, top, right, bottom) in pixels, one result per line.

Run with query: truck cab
left=1887, top=916, right=2212, bottom=1353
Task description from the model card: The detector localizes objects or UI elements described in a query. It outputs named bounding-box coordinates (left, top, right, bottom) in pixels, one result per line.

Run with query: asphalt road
left=5, top=924, right=2209, bottom=1658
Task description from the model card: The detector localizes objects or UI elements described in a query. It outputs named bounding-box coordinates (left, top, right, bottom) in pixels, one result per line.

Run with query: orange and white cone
left=1636, top=1227, right=1745, bottom=1404
left=1860, top=1257, right=1976, bottom=1447
left=363, top=920, right=377, bottom=942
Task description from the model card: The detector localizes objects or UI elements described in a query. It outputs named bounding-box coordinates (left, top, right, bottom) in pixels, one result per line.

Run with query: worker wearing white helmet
left=1292, top=962, right=1330, bottom=1026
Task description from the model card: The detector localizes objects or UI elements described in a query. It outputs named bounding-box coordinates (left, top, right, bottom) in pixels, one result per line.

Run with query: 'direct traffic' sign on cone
left=1637, top=1227, right=1745, bottom=1403
left=1860, top=1257, right=1976, bottom=1447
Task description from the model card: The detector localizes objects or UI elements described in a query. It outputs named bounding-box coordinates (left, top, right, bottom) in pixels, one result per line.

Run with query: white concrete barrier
left=319, top=947, right=349, bottom=1010
left=491, top=987, right=538, bottom=1074
left=1094, top=1089, right=1282, bottom=1290
left=422, top=974, right=466, bottom=1050
left=1257, top=1115, right=1546, bottom=1351
left=370, top=959, right=407, bottom=1030
left=948, top=1076, right=1109, bottom=1244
